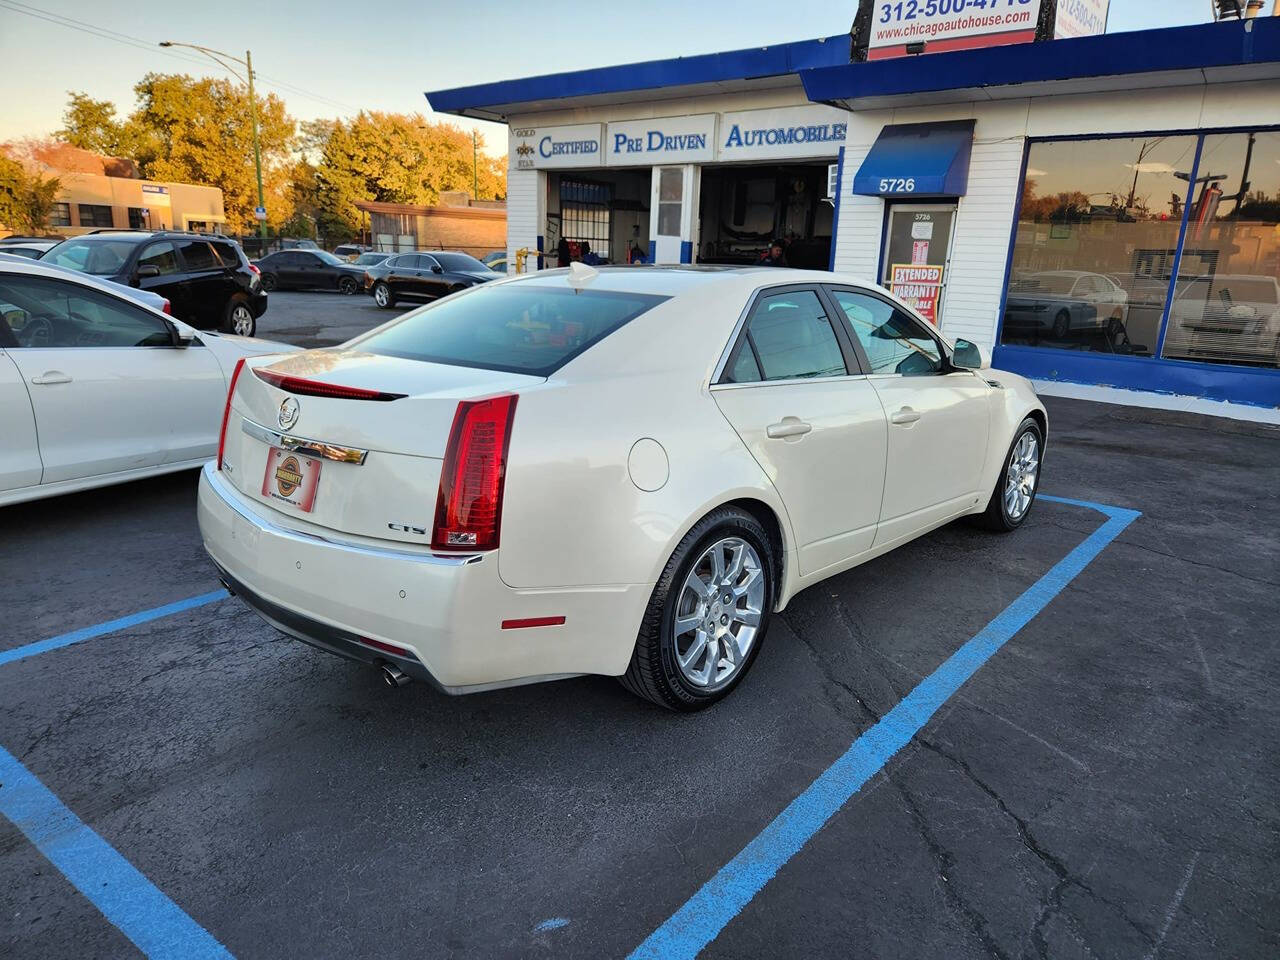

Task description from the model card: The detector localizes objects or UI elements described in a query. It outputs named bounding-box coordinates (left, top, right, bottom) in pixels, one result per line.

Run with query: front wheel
left=338, top=275, right=358, bottom=295
left=620, top=507, right=775, bottom=711
left=975, top=418, right=1043, bottom=532
left=373, top=282, right=395, bottom=309
left=1052, top=310, right=1070, bottom=339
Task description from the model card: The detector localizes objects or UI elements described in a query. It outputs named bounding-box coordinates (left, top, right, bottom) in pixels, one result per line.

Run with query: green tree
left=56, top=92, right=130, bottom=156
left=0, top=155, right=63, bottom=234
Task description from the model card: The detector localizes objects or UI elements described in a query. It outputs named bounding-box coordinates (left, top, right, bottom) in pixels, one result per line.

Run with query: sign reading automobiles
left=510, top=124, right=603, bottom=170
left=719, top=106, right=848, bottom=163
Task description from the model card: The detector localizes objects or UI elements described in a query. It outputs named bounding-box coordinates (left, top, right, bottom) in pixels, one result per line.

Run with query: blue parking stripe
left=0, top=744, right=233, bottom=959
left=629, top=497, right=1140, bottom=960
left=0, top=590, right=228, bottom=668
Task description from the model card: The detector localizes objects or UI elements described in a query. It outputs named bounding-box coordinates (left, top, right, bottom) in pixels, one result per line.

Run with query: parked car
left=362, top=251, right=499, bottom=308
left=0, top=252, right=171, bottom=313
left=1003, top=270, right=1127, bottom=339
left=200, top=265, right=1046, bottom=709
left=351, top=252, right=391, bottom=267
left=0, top=238, right=61, bottom=259
left=332, top=244, right=370, bottom=260
left=39, top=231, right=267, bottom=337
left=0, top=258, right=296, bottom=506
left=252, top=249, right=368, bottom=295
left=1164, top=273, right=1280, bottom=366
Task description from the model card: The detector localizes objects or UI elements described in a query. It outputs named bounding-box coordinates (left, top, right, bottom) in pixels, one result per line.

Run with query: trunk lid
left=219, top=350, right=541, bottom=545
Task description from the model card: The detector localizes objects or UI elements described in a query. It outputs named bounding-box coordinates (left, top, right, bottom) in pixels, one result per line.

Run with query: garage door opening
left=546, top=169, right=651, bottom=267
left=698, top=163, right=835, bottom=269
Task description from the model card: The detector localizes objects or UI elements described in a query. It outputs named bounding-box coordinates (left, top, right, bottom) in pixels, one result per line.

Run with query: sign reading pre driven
left=606, top=115, right=716, bottom=165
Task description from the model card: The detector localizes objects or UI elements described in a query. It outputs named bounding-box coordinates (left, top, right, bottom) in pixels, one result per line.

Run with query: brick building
left=355, top=192, right=506, bottom=258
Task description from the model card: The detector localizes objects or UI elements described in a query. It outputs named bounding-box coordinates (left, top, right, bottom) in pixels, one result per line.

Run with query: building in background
left=355, top=191, right=506, bottom=258
left=0, top=142, right=225, bottom=236
left=428, top=12, right=1280, bottom=411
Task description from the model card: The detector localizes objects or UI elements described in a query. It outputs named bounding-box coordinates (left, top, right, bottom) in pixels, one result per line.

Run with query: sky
left=0, top=0, right=1242, bottom=157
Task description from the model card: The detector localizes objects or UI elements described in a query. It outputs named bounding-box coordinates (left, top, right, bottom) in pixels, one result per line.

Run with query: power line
left=0, top=0, right=360, bottom=113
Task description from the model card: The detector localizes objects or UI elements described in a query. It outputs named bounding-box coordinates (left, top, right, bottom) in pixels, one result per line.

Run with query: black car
left=40, top=231, right=267, bottom=336
left=363, top=251, right=499, bottom=309
left=252, top=249, right=368, bottom=295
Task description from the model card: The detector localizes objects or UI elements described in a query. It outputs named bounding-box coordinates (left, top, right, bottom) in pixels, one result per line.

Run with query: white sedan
left=199, top=265, right=1046, bottom=710
left=0, top=259, right=296, bottom=506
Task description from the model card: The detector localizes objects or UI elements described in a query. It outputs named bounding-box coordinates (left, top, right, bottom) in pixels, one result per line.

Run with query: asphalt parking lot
left=254, top=289, right=399, bottom=347
left=2, top=298, right=1278, bottom=958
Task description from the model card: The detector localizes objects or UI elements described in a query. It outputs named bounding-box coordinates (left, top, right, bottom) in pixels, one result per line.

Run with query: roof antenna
left=566, top=260, right=599, bottom=293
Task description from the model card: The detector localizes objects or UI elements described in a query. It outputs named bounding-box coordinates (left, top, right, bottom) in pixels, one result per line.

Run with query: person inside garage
left=758, top=239, right=789, bottom=267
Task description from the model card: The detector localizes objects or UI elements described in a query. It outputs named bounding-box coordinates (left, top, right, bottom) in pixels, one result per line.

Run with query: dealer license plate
left=262, top=447, right=322, bottom=512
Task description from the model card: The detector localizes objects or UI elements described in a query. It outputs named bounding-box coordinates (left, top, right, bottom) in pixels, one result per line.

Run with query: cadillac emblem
left=278, top=396, right=299, bottom=430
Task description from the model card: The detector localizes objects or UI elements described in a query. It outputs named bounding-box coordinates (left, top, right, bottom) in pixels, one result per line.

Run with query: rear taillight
left=248, top=263, right=260, bottom=275
left=217, top=358, right=246, bottom=470
left=253, top=367, right=406, bottom=401
left=161, top=299, right=171, bottom=314
left=432, top=394, right=518, bottom=551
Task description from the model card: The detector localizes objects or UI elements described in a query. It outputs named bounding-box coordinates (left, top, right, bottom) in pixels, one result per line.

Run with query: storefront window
left=1161, top=132, right=1280, bottom=370
left=1000, top=136, right=1197, bottom=357
left=657, top=168, right=683, bottom=237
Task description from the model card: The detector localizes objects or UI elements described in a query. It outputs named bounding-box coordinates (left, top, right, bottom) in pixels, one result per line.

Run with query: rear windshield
left=352, top=284, right=668, bottom=376
left=42, top=238, right=137, bottom=276
left=434, top=252, right=488, bottom=272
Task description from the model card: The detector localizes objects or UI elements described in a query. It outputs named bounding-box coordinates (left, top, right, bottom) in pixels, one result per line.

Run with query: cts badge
left=278, top=396, right=299, bottom=430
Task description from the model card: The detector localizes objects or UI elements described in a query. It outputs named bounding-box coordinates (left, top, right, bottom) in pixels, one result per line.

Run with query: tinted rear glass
left=43, top=238, right=137, bottom=276
left=434, top=252, right=487, bottom=272
left=353, top=284, right=668, bottom=376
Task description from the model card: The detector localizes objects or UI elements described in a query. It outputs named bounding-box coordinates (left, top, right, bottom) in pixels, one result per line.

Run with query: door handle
left=766, top=417, right=812, bottom=440
left=890, top=407, right=922, bottom=425
left=31, top=371, right=72, bottom=385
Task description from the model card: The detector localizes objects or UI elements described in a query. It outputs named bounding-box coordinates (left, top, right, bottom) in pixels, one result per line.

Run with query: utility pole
left=473, top=130, right=479, bottom=201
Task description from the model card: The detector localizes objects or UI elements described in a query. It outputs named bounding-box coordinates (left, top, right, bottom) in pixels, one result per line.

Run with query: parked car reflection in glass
left=1163, top=274, right=1280, bottom=368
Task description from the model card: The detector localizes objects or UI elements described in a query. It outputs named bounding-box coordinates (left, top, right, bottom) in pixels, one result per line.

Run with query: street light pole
left=473, top=129, right=479, bottom=201
left=158, top=41, right=267, bottom=240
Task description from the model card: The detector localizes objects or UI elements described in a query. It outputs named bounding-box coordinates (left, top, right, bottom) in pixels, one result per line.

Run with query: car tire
left=373, top=282, right=395, bottom=309
left=338, top=275, right=358, bottom=295
left=260, top=272, right=277, bottom=292
left=975, top=417, right=1043, bottom=533
left=1052, top=310, right=1070, bottom=339
left=620, top=506, right=775, bottom=711
left=222, top=296, right=256, bottom=337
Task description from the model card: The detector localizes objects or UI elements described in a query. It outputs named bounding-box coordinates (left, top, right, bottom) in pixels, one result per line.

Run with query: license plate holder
left=262, top=447, right=322, bottom=512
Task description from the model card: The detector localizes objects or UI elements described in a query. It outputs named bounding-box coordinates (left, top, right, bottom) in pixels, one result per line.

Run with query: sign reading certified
left=607, top=115, right=716, bottom=166
left=510, top=124, right=603, bottom=170
left=867, top=0, right=1043, bottom=59
left=719, top=106, right=847, bottom=162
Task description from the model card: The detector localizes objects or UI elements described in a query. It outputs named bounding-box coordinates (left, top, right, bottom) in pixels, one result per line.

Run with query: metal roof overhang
left=799, top=18, right=1280, bottom=111
left=425, top=35, right=849, bottom=122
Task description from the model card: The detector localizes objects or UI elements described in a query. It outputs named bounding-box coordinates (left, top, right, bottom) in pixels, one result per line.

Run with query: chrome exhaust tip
left=381, top=664, right=410, bottom=688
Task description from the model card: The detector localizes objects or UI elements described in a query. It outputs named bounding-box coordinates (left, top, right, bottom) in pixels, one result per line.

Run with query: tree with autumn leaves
left=49, top=75, right=505, bottom=239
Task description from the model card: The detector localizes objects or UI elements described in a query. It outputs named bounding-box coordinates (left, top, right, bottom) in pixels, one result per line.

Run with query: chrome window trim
left=203, top=463, right=481, bottom=566
left=241, top=417, right=369, bottom=465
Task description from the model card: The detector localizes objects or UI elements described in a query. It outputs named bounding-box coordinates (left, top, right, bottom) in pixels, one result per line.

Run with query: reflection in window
left=1162, top=132, right=1280, bottom=369
left=1001, top=136, right=1197, bottom=358
left=832, top=290, right=942, bottom=375
left=731, top=290, right=846, bottom=382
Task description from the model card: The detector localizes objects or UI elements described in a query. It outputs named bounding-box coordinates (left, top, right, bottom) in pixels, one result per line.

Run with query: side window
left=728, top=289, right=847, bottom=383
left=138, top=241, right=180, bottom=276
left=419, top=255, right=441, bottom=271
left=0, top=275, right=172, bottom=348
left=177, top=240, right=219, bottom=271
left=831, top=289, right=943, bottom=375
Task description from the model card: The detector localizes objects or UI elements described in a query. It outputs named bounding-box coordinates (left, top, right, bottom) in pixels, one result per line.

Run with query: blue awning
left=852, top=120, right=975, bottom=198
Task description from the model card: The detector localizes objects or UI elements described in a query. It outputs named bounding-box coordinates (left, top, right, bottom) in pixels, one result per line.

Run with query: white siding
left=830, top=144, right=882, bottom=281
left=505, top=167, right=544, bottom=273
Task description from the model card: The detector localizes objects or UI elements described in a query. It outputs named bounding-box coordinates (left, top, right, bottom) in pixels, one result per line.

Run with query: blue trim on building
left=852, top=120, right=975, bottom=198
left=679, top=241, right=692, bottom=264
left=801, top=19, right=1280, bottom=105
left=426, top=35, right=848, bottom=116
left=993, top=345, right=1280, bottom=409
left=828, top=146, right=845, bottom=272
left=536, top=234, right=544, bottom=270
left=647, top=240, right=656, bottom=264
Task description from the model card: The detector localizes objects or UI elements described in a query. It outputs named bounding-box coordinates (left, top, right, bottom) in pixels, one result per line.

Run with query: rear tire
left=620, top=507, right=775, bottom=711
left=1052, top=310, right=1070, bottom=339
left=373, top=281, right=395, bottom=309
left=975, top=417, right=1043, bottom=532
left=222, top=295, right=256, bottom=337
left=338, top=275, right=358, bottom=295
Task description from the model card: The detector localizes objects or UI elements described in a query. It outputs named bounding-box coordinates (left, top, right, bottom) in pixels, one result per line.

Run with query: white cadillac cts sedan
left=198, top=266, right=1046, bottom=710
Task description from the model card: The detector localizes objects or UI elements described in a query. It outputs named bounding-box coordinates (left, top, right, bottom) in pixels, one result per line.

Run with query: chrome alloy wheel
left=673, top=537, right=765, bottom=691
left=231, top=304, right=254, bottom=336
left=1004, top=431, right=1040, bottom=521
left=374, top=284, right=390, bottom=307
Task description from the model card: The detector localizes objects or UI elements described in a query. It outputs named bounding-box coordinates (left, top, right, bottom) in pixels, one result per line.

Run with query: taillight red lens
left=253, top=367, right=406, bottom=401
left=161, top=299, right=172, bottom=314
left=248, top=263, right=261, bottom=275
left=432, top=394, right=518, bottom=551
left=217, top=358, right=246, bottom=470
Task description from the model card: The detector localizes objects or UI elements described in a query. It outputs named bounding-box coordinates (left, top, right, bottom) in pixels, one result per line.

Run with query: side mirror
left=432, top=265, right=443, bottom=274
left=168, top=319, right=195, bottom=348
left=951, top=338, right=990, bottom=370
left=136, top=264, right=161, bottom=280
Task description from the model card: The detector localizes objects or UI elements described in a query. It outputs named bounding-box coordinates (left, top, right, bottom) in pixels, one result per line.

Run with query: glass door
left=881, top=204, right=957, bottom=327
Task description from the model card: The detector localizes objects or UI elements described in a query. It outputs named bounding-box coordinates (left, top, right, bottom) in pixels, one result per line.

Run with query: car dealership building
left=428, top=12, right=1280, bottom=410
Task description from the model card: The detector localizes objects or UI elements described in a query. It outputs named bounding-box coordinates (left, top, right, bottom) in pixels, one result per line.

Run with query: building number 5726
left=879, top=177, right=916, bottom=193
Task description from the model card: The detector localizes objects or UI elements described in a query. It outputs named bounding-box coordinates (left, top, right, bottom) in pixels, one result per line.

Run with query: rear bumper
left=196, top=463, right=644, bottom=692
left=248, top=289, right=269, bottom=317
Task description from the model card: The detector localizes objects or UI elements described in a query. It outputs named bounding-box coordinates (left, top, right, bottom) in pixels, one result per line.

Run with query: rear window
left=434, top=252, right=487, bottom=272
left=42, top=238, right=137, bottom=276
left=352, top=284, right=668, bottom=376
